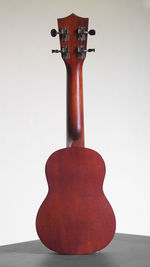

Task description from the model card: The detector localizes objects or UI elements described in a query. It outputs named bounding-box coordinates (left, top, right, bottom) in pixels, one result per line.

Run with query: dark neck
left=66, top=62, right=84, bottom=147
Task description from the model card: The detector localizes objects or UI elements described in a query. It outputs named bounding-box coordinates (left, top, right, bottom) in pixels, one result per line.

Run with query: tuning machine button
left=52, top=46, right=69, bottom=59
left=87, top=29, right=96, bottom=35
left=77, top=27, right=96, bottom=41
left=52, top=49, right=61, bottom=53
left=77, top=46, right=95, bottom=59
left=51, top=29, right=58, bottom=37
left=85, top=48, right=95, bottom=52
left=50, top=27, right=68, bottom=41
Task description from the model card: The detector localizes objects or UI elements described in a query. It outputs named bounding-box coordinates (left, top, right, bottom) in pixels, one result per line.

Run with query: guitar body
left=36, top=147, right=116, bottom=254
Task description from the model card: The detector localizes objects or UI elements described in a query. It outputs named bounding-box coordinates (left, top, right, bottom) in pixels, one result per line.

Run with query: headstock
left=51, top=13, right=95, bottom=65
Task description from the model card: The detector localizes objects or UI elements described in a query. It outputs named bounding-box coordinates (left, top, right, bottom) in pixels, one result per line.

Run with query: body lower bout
left=36, top=147, right=116, bottom=254
left=36, top=192, right=116, bottom=254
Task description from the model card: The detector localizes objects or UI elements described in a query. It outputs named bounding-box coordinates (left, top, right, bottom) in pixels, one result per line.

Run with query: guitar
left=36, top=13, right=116, bottom=254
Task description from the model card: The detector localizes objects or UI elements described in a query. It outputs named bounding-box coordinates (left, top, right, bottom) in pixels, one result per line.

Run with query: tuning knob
left=85, top=48, right=95, bottom=52
left=51, top=29, right=58, bottom=37
left=50, top=27, right=68, bottom=41
left=77, top=27, right=96, bottom=41
left=77, top=46, right=95, bottom=59
left=88, top=29, right=96, bottom=35
left=52, top=49, right=61, bottom=53
left=52, top=46, right=69, bottom=59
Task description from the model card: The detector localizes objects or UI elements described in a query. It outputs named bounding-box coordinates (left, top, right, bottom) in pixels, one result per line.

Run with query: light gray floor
left=0, top=233, right=150, bottom=267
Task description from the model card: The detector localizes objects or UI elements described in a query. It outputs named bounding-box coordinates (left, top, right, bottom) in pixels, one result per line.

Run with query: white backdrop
left=0, top=0, right=150, bottom=245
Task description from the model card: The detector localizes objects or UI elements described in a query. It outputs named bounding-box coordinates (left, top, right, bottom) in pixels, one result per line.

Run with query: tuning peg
left=77, top=46, right=95, bottom=59
left=84, top=29, right=96, bottom=36
left=50, top=27, right=68, bottom=41
left=51, top=29, right=59, bottom=37
left=77, top=27, right=96, bottom=41
left=52, top=49, right=61, bottom=53
left=88, top=29, right=96, bottom=35
left=52, top=46, right=69, bottom=59
left=85, top=48, right=95, bottom=52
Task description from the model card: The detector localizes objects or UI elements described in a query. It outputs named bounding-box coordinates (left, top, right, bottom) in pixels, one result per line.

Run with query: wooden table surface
left=0, top=233, right=150, bottom=267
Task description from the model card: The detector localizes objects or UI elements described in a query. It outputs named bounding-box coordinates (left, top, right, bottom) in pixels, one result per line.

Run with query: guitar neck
left=66, top=62, right=84, bottom=147
left=56, top=13, right=92, bottom=148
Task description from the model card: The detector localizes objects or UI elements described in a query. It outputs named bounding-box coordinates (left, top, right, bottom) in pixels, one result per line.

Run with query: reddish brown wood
left=58, top=14, right=88, bottom=147
left=66, top=62, right=84, bottom=147
left=36, top=14, right=116, bottom=255
left=36, top=147, right=116, bottom=254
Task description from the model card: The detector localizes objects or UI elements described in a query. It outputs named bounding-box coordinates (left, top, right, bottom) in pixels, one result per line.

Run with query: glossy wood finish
left=66, top=62, right=84, bottom=147
left=36, top=14, right=116, bottom=255
left=58, top=14, right=88, bottom=147
left=36, top=147, right=116, bottom=254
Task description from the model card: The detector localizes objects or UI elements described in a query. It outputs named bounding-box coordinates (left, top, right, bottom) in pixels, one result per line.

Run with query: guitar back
left=36, top=14, right=116, bottom=254
left=36, top=147, right=116, bottom=254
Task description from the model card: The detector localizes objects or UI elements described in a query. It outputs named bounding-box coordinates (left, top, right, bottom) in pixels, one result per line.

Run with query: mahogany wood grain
left=66, top=62, right=84, bottom=147
left=36, top=14, right=116, bottom=255
left=58, top=14, right=88, bottom=147
left=36, top=147, right=116, bottom=254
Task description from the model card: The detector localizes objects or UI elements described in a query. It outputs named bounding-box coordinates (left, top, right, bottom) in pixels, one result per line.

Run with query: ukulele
left=36, top=13, right=116, bottom=254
